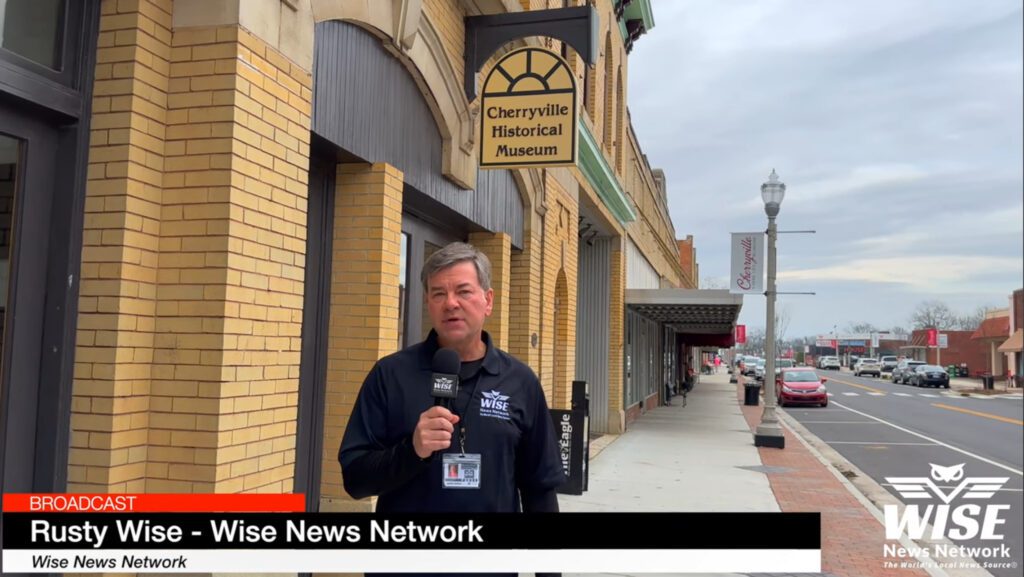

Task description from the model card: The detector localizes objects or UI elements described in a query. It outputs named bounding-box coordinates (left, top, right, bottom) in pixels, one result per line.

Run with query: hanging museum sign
left=480, top=47, right=577, bottom=168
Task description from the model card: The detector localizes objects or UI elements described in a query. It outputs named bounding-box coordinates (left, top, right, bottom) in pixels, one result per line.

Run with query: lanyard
left=453, top=368, right=484, bottom=456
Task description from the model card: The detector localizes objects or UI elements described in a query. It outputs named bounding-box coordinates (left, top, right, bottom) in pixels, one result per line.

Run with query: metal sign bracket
left=464, top=6, right=598, bottom=101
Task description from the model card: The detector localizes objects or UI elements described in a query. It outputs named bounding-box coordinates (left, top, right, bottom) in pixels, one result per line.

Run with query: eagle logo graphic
left=482, top=390, right=510, bottom=402
left=886, top=464, right=1009, bottom=504
left=930, top=463, right=965, bottom=483
left=479, top=390, right=511, bottom=419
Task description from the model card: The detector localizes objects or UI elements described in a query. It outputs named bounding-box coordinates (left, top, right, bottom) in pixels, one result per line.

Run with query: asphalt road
left=781, top=369, right=1023, bottom=577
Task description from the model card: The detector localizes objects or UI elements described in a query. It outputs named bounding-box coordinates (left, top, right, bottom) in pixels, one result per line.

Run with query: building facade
left=0, top=0, right=715, bottom=515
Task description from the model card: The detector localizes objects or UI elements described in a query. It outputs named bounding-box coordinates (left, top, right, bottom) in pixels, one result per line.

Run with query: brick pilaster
left=320, top=163, right=403, bottom=511
left=468, top=231, right=511, bottom=350
left=73, top=7, right=313, bottom=493
left=607, top=240, right=625, bottom=433
left=141, top=26, right=312, bottom=494
left=70, top=0, right=172, bottom=492
left=509, top=218, right=542, bottom=373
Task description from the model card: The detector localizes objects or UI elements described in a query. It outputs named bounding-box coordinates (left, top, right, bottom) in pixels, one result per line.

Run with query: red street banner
left=927, top=328, right=938, bottom=347
left=735, top=325, right=746, bottom=344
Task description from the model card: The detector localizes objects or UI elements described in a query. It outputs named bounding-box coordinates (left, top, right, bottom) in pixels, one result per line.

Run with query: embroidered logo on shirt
left=480, top=390, right=511, bottom=420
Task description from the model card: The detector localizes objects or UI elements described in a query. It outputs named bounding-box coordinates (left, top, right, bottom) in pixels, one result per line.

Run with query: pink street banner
left=730, top=232, right=764, bottom=295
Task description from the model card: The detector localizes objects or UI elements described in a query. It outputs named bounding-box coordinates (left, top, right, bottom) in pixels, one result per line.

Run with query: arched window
left=615, top=67, right=624, bottom=173
left=603, top=30, right=614, bottom=154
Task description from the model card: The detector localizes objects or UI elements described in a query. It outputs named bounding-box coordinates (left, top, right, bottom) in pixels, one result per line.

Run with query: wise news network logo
left=883, top=463, right=1014, bottom=565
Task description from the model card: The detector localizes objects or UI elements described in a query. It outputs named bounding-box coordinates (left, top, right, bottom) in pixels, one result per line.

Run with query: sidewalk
left=556, top=371, right=934, bottom=577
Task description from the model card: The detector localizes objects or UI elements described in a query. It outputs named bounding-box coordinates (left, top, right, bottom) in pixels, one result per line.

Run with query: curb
left=778, top=410, right=998, bottom=577
left=587, top=433, right=620, bottom=461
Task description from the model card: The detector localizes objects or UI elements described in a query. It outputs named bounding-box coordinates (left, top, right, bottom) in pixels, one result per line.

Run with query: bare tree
left=741, top=327, right=766, bottom=356
left=847, top=322, right=879, bottom=333
left=910, top=300, right=956, bottom=329
left=890, top=325, right=909, bottom=337
left=953, top=306, right=992, bottom=331
left=774, top=305, right=792, bottom=344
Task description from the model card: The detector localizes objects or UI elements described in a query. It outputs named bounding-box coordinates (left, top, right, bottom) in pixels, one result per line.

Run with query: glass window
left=1, top=0, right=66, bottom=70
left=0, top=133, right=20, bottom=376
left=420, top=241, right=442, bottom=342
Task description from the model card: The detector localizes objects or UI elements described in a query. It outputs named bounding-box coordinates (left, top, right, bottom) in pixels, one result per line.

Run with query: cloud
left=778, top=256, right=1023, bottom=294
left=627, top=0, right=1023, bottom=336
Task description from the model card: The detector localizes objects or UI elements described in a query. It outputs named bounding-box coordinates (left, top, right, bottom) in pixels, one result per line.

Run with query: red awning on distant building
left=998, top=329, right=1023, bottom=353
left=971, top=316, right=1010, bottom=341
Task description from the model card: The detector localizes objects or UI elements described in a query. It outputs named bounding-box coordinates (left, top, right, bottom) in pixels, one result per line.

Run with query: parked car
left=909, top=364, right=950, bottom=388
left=754, top=358, right=767, bottom=381
left=819, top=356, right=841, bottom=370
left=879, top=355, right=899, bottom=373
left=893, top=359, right=926, bottom=384
left=854, top=358, right=882, bottom=377
left=743, top=358, right=762, bottom=377
left=774, top=358, right=795, bottom=376
left=776, top=368, right=829, bottom=407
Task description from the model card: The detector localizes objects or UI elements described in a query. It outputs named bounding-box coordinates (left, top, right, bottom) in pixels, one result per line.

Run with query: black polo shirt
left=338, top=330, right=566, bottom=513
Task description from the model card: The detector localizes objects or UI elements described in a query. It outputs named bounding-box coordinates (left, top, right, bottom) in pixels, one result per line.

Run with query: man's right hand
left=412, top=406, right=461, bottom=459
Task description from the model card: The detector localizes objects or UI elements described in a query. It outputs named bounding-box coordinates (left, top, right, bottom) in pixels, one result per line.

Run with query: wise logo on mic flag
left=1, top=493, right=821, bottom=573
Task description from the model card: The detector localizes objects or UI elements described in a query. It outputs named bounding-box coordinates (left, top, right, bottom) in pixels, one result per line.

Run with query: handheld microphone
left=431, top=348, right=461, bottom=408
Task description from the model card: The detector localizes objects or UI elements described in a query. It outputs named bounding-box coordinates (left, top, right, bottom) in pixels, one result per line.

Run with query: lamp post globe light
left=755, top=170, right=786, bottom=449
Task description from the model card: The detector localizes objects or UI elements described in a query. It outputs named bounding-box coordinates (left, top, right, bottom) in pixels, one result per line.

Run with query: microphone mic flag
left=431, top=348, right=461, bottom=406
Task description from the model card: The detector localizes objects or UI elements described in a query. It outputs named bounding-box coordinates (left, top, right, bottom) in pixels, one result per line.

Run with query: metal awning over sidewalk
left=625, top=289, right=743, bottom=346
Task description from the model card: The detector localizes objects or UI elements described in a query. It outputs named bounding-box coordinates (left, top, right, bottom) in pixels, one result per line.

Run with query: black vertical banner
left=550, top=409, right=585, bottom=495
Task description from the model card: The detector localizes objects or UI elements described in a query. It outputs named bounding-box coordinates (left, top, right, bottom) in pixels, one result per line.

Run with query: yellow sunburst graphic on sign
left=483, top=47, right=575, bottom=95
left=480, top=47, right=578, bottom=169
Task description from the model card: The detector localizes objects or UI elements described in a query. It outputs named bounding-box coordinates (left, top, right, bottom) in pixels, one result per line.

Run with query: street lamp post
left=755, top=170, right=786, bottom=449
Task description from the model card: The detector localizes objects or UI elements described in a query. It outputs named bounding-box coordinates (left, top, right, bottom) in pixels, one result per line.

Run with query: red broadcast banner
left=926, top=328, right=938, bottom=347
left=2, top=493, right=305, bottom=513
left=735, top=324, right=746, bottom=344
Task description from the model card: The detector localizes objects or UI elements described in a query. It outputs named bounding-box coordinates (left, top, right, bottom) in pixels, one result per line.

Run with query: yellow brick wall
left=468, top=231, right=512, bottom=350
left=623, top=126, right=685, bottom=288
left=144, top=25, right=311, bottom=494
left=73, top=0, right=313, bottom=493
left=540, top=174, right=578, bottom=410
left=607, top=241, right=625, bottom=433
left=71, top=0, right=172, bottom=492
left=320, top=163, right=403, bottom=511
left=508, top=211, right=542, bottom=372
left=602, top=30, right=615, bottom=156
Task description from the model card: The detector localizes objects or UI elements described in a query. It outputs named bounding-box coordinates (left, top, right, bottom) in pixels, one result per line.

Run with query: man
left=339, top=242, right=566, bottom=570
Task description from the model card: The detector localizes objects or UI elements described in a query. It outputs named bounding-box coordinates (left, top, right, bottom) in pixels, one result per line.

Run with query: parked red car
left=776, top=368, right=829, bottom=407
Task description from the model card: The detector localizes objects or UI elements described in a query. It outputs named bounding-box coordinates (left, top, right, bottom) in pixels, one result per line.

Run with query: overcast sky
left=628, top=0, right=1024, bottom=339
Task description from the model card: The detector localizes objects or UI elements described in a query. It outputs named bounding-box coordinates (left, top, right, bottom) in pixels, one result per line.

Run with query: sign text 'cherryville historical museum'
left=480, top=47, right=578, bottom=169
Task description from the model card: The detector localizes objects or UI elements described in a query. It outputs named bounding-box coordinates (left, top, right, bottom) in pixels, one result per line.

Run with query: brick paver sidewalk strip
left=738, top=383, right=930, bottom=577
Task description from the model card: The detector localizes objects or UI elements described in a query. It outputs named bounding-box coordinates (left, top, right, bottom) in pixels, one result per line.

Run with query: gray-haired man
left=339, top=242, right=566, bottom=522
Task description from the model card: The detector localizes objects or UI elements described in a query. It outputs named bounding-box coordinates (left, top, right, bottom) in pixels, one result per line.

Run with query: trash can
left=982, top=374, right=994, bottom=390
left=744, top=384, right=761, bottom=406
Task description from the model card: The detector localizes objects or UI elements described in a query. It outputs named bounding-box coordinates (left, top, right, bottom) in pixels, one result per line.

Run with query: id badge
left=441, top=453, right=481, bottom=489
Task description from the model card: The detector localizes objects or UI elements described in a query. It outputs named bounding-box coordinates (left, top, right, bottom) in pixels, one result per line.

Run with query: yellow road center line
left=932, top=403, right=1024, bottom=426
left=824, top=376, right=885, bottom=394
